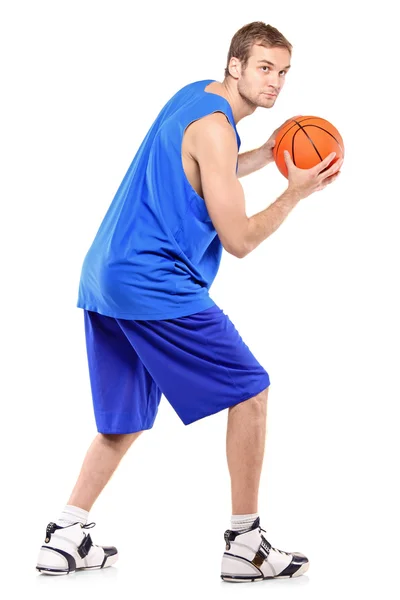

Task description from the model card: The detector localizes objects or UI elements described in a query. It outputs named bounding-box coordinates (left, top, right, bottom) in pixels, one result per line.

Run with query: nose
left=267, top=73, right=280, bottom=91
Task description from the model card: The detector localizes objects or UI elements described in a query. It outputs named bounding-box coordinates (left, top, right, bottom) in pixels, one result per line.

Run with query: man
left=36, top=21, right=342, bottom=581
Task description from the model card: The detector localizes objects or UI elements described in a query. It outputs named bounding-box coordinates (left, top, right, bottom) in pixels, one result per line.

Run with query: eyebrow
left=257, top=60, right=291, bottom=70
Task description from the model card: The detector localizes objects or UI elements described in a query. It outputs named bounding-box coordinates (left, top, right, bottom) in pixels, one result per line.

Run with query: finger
left=322, top=171, right=341, bottom=188
left=319, top=158, right=343, bottom=180
left=283, top=150, right=293, bottom=166
left=326, top=172, right=341, bottom=183
left=314, top=152, right=337, bottom=174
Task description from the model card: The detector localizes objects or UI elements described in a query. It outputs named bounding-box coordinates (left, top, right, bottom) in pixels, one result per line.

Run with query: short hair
left=225, top=21, right=292, bottom=78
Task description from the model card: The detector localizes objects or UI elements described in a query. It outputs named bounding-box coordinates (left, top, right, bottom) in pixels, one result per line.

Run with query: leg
left=67, top=431, right=143, bottom=512
left=226, top=387, right=269, bottom=514
left=222, top=386, right=311, bottom=582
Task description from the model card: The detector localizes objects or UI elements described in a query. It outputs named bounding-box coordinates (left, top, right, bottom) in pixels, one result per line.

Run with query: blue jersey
left=77, top=80, right=241, bottom=319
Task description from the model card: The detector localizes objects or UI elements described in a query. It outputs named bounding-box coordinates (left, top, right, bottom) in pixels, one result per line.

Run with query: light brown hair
left=225, top=21, right=292, bottom=78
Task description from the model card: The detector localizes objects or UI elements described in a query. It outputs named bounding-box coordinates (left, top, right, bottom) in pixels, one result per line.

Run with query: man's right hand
left=284, top=151, right=344, bottom=200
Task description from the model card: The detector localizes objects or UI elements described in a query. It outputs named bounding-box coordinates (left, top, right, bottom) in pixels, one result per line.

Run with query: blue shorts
left=83, top=305, right=270, bottom=433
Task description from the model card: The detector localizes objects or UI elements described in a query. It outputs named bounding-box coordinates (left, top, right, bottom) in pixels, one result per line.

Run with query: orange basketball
left=273, top=116, right=344, bottom=178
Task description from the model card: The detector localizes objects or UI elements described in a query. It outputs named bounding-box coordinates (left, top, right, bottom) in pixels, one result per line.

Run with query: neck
left=220, top=77, right=257, bottom=124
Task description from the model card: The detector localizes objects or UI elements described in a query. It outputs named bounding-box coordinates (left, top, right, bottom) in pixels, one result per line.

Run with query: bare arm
left=245, top=189, right=301, bottom=254
left=192, top=112, right=301, bottom=258
left=237, top=146, right=272, bottom=178
left=244, top=151, right=343, bottom=255
left=237, top=116, right=303, bottom=178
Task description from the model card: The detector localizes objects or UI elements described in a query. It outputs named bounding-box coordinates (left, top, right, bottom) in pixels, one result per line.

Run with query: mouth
left=264, top=93, right=277, bottom=98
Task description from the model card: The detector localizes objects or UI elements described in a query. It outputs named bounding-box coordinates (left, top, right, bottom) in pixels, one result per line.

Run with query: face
left=233, top=44, right=291, bottom=109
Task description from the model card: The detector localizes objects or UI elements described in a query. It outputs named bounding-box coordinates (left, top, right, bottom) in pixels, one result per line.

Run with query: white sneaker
left=221, top=516, right=309, bottom=582
left=36, top=521, right=118, bottom=575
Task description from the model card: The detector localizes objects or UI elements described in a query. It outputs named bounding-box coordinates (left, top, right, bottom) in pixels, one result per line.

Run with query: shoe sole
left=221, top=560, right=309, bottom=582
left=36, top=552, right=118, bottom=575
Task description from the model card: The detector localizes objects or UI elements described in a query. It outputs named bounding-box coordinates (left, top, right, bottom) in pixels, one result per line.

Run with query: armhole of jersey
left=180, top=109, right=235, bottom=202
left=183, top=109, right=232, bottom=137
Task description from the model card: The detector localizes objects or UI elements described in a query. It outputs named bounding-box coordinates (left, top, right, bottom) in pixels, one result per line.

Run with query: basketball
left=273, top=116, right=344, bottom=178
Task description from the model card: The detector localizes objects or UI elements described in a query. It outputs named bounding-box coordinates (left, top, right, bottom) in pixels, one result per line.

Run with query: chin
left=259, top=98, right=276, bottom=108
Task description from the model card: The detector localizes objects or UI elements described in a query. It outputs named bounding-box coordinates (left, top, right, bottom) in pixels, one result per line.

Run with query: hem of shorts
left=77, top=297, right=216, bottom=320
left=183, top=374, right=271, bottom=426
left=95, top=414, right=157, bottom=434
left=97, top=424, right=155, bottom=434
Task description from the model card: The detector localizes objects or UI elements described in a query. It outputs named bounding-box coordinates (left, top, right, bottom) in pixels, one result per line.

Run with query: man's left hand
left=262, top=115, right=303, bottom=165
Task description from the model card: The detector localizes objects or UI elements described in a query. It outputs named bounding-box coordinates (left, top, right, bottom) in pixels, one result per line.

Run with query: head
left=224, top=22, right=292, bottom=109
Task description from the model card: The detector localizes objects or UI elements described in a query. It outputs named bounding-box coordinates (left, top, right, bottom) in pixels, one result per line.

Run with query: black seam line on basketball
left=296, top=123, right=344, bottom=154
left=223, top=552, right=264, bottom=576
left=292, top=121, right=323, bottom=163
left=292, top=129, right=299, bottom=166
left=275, top=117, right=317, bottom=155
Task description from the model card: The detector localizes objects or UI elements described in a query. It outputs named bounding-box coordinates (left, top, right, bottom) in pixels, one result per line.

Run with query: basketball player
left=36, top=21, right=342, bottom=581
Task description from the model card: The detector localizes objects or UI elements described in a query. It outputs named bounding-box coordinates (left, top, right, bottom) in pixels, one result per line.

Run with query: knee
left=99, top=431, right=142, bottom=447
left=248, top=387, right=269, bottom=411
left=231, top=386, right=269, bottom=415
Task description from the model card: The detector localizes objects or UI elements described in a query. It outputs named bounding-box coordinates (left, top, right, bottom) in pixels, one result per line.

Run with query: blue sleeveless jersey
left=77, top=80, right=241, bottom=320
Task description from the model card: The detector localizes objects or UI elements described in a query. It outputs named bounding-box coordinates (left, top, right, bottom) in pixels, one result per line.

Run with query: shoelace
left=80, top=522, right=96, bottom=529
left=259, top=526, right=288, bottom=556
left=45, top=521, right=96, bottom=544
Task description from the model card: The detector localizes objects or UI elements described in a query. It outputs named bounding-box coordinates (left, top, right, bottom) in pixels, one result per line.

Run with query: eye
left=260, top=66, right=269, bottom=72
left=279, top=71, right=287, bottom=76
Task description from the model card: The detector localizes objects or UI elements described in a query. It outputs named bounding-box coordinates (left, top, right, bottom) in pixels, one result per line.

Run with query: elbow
left=234, top=247, right=248, bottom=259
left=222, top=225, right=251, bottom=258
left=225, top=243, right=249, bottom=259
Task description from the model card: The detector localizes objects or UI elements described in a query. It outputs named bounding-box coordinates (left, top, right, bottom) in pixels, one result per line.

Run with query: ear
left=228, top=57, right=241, bottom=79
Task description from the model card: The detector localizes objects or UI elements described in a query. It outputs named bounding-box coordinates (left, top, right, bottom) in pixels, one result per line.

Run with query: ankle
left=56, top=504, right=89, bottom=527
left=230, top=512, right=259, bottom=532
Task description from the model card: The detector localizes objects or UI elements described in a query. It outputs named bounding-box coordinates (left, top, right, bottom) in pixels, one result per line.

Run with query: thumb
left=283, top=150, right=293, bottom=168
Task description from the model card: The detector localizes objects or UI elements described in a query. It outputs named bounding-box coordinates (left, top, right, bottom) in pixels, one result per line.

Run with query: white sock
left=231, top=513, right=258, bottom=531
left=231, top=512, right=259, bottom=532
left=56, top=504, right=89, bottom=527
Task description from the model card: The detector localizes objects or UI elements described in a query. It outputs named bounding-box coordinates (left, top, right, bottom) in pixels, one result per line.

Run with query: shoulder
left=190, top=112, right=236, bottom=151
left=194, top=110, right=233, bottom=132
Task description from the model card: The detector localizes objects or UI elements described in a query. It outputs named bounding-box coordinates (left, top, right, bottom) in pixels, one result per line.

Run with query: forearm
left=242, top=188, right=302, bottom=257
left=237, top=146, right=273, bottom=178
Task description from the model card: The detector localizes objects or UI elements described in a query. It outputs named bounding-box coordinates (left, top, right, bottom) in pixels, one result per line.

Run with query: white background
left=1, top=0, right=399, bottom=598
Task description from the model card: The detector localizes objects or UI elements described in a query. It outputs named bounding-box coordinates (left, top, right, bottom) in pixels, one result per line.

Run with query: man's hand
left=261, top=115, right=303, bottom=165
left=284, top=150, right=343, bottom=200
